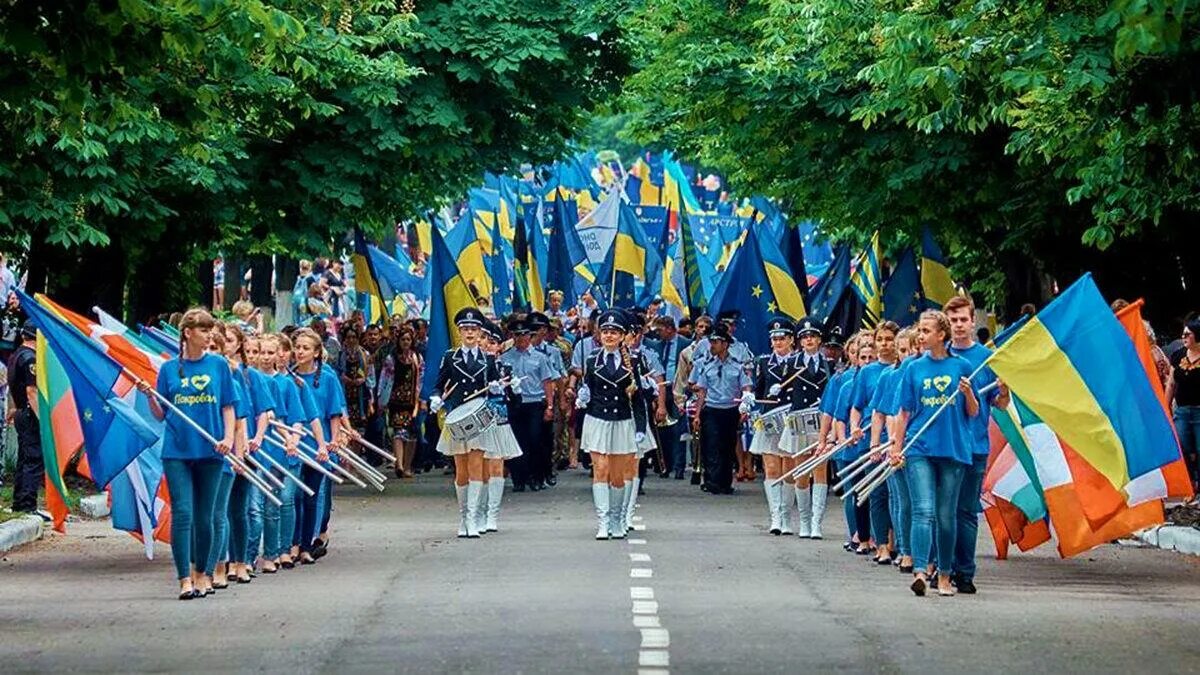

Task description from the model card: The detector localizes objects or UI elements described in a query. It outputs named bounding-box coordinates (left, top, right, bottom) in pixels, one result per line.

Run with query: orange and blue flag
left=986, top=274, right=1182, bottom=496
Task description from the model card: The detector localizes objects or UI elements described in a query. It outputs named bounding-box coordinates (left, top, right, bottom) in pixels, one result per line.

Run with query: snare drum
left=785, top=406, right=822, bottom=447
left=444, top=398, right=498, bottom=443
left=753, top=405, right=790, bottom=435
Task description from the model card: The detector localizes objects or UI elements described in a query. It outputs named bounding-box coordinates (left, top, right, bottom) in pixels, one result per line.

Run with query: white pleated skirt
left=636, top=425, right=658, bottom=458
left=436, top=431, right=475, bottom=456
left=481, top=423, right=523, bottom=460
left=778, top=426, right=819, bottom=457
left=748, top=429, right=786, bottom=457
left=580, top=415, right=637, bottom=456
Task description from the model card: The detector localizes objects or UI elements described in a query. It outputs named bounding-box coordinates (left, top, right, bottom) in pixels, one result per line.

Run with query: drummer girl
left=142, top=308, right=237, bottom=600
left=892, top=310, right=979, bottom=596
left=576, top=310, right=647, bottom=540
left=429, top=307, right=501, bottom=538
left=749, top=318, right=797, bottom=535
left=479, top=319, right=522, bottom=533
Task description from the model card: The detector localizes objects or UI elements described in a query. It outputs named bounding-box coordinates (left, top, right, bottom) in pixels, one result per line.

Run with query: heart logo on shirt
left=932, top=375, right=951, bottom=392
left=190, top=374, right=212, bottom=391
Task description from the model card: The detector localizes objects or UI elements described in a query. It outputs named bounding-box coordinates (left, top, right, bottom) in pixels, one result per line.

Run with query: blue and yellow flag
left=808, top=244, right=851, bottom=320
left=754, top=225, right=807, bottom=320
left=921, top=226, right=957, bottom=309
left=420, top=225, right=478, bottom=399
left=595, top=201, right=664, bottom=307
left=850, top=231, right=884, bottom=327
left=352, top=228, right=386, bottom=324
left=881, top=247, right=922, bottom=325
left=706, top=231, right=803, bottom=355
left=444, top=210, right=491, bottom=304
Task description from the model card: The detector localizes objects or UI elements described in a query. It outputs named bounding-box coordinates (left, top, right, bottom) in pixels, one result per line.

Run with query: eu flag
left=809, top=244, right=852, bottom=320
left=881, top=248, right=923, bottom=325
left=17, top=290, right=161, bottom=489
left=707, top=231, right=801, bottom=354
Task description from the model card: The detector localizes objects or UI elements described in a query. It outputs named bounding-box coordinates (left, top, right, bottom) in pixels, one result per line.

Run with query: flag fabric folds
left=707, top=229, right=803, bottom=355
left=809, top=244, right=852, bottom=322
left=920, top=226, right=957, bottom=309
left=986, top=274, right=1182, bottom=509
left=352, top=228, right=386, bottom=325
left=419, top=225, right=477, bottom=399
left=18, top=291, right=161, bottom=490
left=36, top=332, right=85, bottom=533
left=881, top=248, right=922, bottom=325
left=850, top=231, right=883, bottom=327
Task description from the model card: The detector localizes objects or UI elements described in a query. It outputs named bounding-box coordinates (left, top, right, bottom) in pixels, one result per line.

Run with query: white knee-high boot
left=475, top=479, right=491, bottom=534
left=592, top=483, right=610, bottom=540
left=624, top=477, right=640, bottom=525
left=455, top=484, right=469, bottom=538
left=779, top=482, right=794, bottom=535
left=609, top=484, right=627, bottom=539
left=485, top=478, right=504, bottom=532
left=795, top=485, right=812, bottom=538
left=810, top=483, right=828, bottom=540
left=465, top=481, right=483, bottom=538
left=764, top=481, right=782, bottom=535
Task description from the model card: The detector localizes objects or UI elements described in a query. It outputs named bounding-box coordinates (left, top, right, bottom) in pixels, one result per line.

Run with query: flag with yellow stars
left=706, top=227, right=806, bottom=355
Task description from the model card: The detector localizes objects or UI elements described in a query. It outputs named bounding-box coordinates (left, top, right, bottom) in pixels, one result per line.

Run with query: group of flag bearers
left=138, top=308, right=375, bottom=600
left=746, top=296, right=1004, bottom=597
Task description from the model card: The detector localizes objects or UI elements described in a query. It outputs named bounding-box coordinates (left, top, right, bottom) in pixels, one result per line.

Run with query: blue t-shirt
left=867, top=366, right=901, bottom=442
left=896, top=353, right=977, bottom=465
left=949, top=342, right=997, bottom=457
left=833, top=368, right=860, bottom=460
left=849, top=361, right=890, bottom=451
left=297, top=365, right=348, bottom=451
left=236, top=365, right=276, bottom=437
left=270, top=373, right=311, bottom=466
left=887, top=359, right=915, bottom=416
left=819, top=369, right=849, bottom=417
left=156, top=353, right=236, bottom=461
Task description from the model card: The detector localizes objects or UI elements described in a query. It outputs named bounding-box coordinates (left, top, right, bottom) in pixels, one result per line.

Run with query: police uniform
left=782, top=316, right=835, bottom=539
left=693, top=323, right=753, bottom=495
left=6, top=323, right=41, bottom=513
left=528, top=311, right=563, bottom=487
left=576, top=310, right=648, bottom=540
left=498, top=318, right=554, bottom=491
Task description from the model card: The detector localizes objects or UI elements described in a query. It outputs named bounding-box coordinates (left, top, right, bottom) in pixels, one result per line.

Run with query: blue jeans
left=262, top=468, right=298, bottom=559
left=227, top=475, right=252, bottom=564
left=835, top=459, right=871, bottom=543
left=206, top=471, right=236, bottom=573
left=246, top=480, right=264, bottom=563
left=887, top=467, right=911, bottom=557
left=163, top=459, right=223, bottom=580
left=954, top=454, right=989, bottom=581
left=1176, top=406, right=1200, bottom=482
left=869, top=479, right=891, bottom=551
left=905, top=456, right=966, bottom=573
left=319, top=471, right=333, bottom=536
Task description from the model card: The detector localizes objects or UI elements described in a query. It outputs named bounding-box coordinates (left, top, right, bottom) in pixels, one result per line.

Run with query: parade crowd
left=4, top=250, right=1200, bottom=603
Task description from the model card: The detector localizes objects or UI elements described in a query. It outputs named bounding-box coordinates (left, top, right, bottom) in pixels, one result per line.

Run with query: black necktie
left=606, top=353, right=617, bottom=373
left=466, top=350, right=477, bottom=369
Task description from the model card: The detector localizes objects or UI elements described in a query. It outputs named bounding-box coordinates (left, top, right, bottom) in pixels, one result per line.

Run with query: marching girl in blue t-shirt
left=206, top=326, right=251, bottom=591
left=851, top=320, right=900, bottom=565
left=892, top=310, right=979, bottom=597
left=219, top=325, right=276, bottom=586
left=834, top=332, right=875, bottom=555
left=817, top=333, right=860, bottom=551
left=266, top=334, right=316, bottom=571
left=868, top=325, right=917, bottom=572
left=143, top=308, right=237, bottom=601
left=291, top=328, right=347, bottom=564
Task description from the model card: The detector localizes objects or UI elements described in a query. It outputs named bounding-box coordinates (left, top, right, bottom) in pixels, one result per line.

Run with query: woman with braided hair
left=291, top=327, right=347, bottom=563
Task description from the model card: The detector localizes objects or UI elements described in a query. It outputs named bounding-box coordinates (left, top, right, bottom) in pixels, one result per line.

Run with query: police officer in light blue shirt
left=527, top=311, right=564, bottom=487
left=499, top=318, right=554, bottom=491
left=689, top=309, right=754, bottom=376
left=693, top=323, right=753, bottom=495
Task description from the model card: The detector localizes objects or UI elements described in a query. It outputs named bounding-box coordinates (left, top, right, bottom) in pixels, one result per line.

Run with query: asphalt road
left=2, top=470, right=1199, bottom=674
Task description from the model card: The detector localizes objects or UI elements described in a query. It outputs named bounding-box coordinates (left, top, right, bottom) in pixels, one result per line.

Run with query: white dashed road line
left=627, top=504, right=670, bottom=672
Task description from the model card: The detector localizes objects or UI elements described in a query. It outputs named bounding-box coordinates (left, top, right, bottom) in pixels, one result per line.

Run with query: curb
left=1136, top=525, right=1200, bottom=556
left=0, top=515, right=45, bottom=555
left=79, top=494, right=111, bottom=519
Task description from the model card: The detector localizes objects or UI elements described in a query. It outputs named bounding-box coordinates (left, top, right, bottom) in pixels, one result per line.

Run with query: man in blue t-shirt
left=944, top=296, right=998, bottom=595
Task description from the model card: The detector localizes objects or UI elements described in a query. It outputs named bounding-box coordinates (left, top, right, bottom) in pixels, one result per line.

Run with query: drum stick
left=848, top=459, right=890, bottom=497
left=831, top=454, right=881, bottom=493
left=461, top=376, right=513, bottom=404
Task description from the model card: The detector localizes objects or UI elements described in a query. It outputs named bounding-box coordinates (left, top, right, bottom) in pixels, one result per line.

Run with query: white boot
left=779, top=483, right=794, bottom=536
left=592, top=483, right=610, bottom=540
left=810, top=483, right=828, bottom=540
left=795, top=485, right=812, bottom=538
left=609, top=485, right=627, bottom=539
left=465, top=481, right=483, bottom=538
left=764, top=481, right=782, bottom=535
left=624, top=477, right=640, bottom=526
left=485, top=478, right=504, bottom=532
left=455, top=484, right=469, bottom=538
left=475, top=480, right=490, bottom=534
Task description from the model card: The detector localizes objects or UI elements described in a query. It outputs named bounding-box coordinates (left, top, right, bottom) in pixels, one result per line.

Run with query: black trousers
left=13, top=409, right=43, bottom=513
left=507, top=403, right=544, bottom=487
left=700, top=407, right=739, bottom=493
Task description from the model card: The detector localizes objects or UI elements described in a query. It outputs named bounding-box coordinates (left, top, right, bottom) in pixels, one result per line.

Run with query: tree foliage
left=618, top=0, right=1199, bottom=315
left=1, top=0, right=627, bottom=314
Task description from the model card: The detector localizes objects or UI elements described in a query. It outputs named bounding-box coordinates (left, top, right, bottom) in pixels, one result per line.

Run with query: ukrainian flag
left=351, top=228, right=386, bottom=325
left=445, top=210, right=491, bottom=303
left=986, top=274, right=1182, bottom=495
left=850, top=231, right=883, bottom=327
left=921, top=226, right=957, bottom=308
left=419, top=225, right=478, bottom=399
left=707, top=229, right=804, bottom=354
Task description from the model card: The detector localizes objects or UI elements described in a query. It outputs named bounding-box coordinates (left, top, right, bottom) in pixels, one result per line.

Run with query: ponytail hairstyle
left=292, top=327, right=325, bottom=389
left=178, top=307, right=218, bottom=378
left=224, top=322, right=248, bottom=365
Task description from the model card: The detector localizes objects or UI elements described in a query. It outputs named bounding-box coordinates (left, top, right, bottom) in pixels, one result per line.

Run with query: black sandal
left=179, top=588, right=197, bottom=601
left=910, top=576, right=927, bottom=597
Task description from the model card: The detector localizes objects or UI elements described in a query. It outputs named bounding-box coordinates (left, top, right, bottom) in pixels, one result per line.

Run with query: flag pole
left=133, top=372, right=282, bottom=507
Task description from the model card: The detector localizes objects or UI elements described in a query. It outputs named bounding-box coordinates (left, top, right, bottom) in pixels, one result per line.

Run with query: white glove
left=768, top=383, right=782, bottom=397
left=488, top=380, right=503, bottom=395
left=738, top=400, right=753, bottom=415
left=635, top=432, right=646, bottom=445
left=429, top=396, right=444, bottom=413
left=509, top=375, right=523, bottom=390
left=740, top=390, right=754, bottom=406
left=641, top=374, right=657, bottom=391
left=575, top=384, right=591, bottom=409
